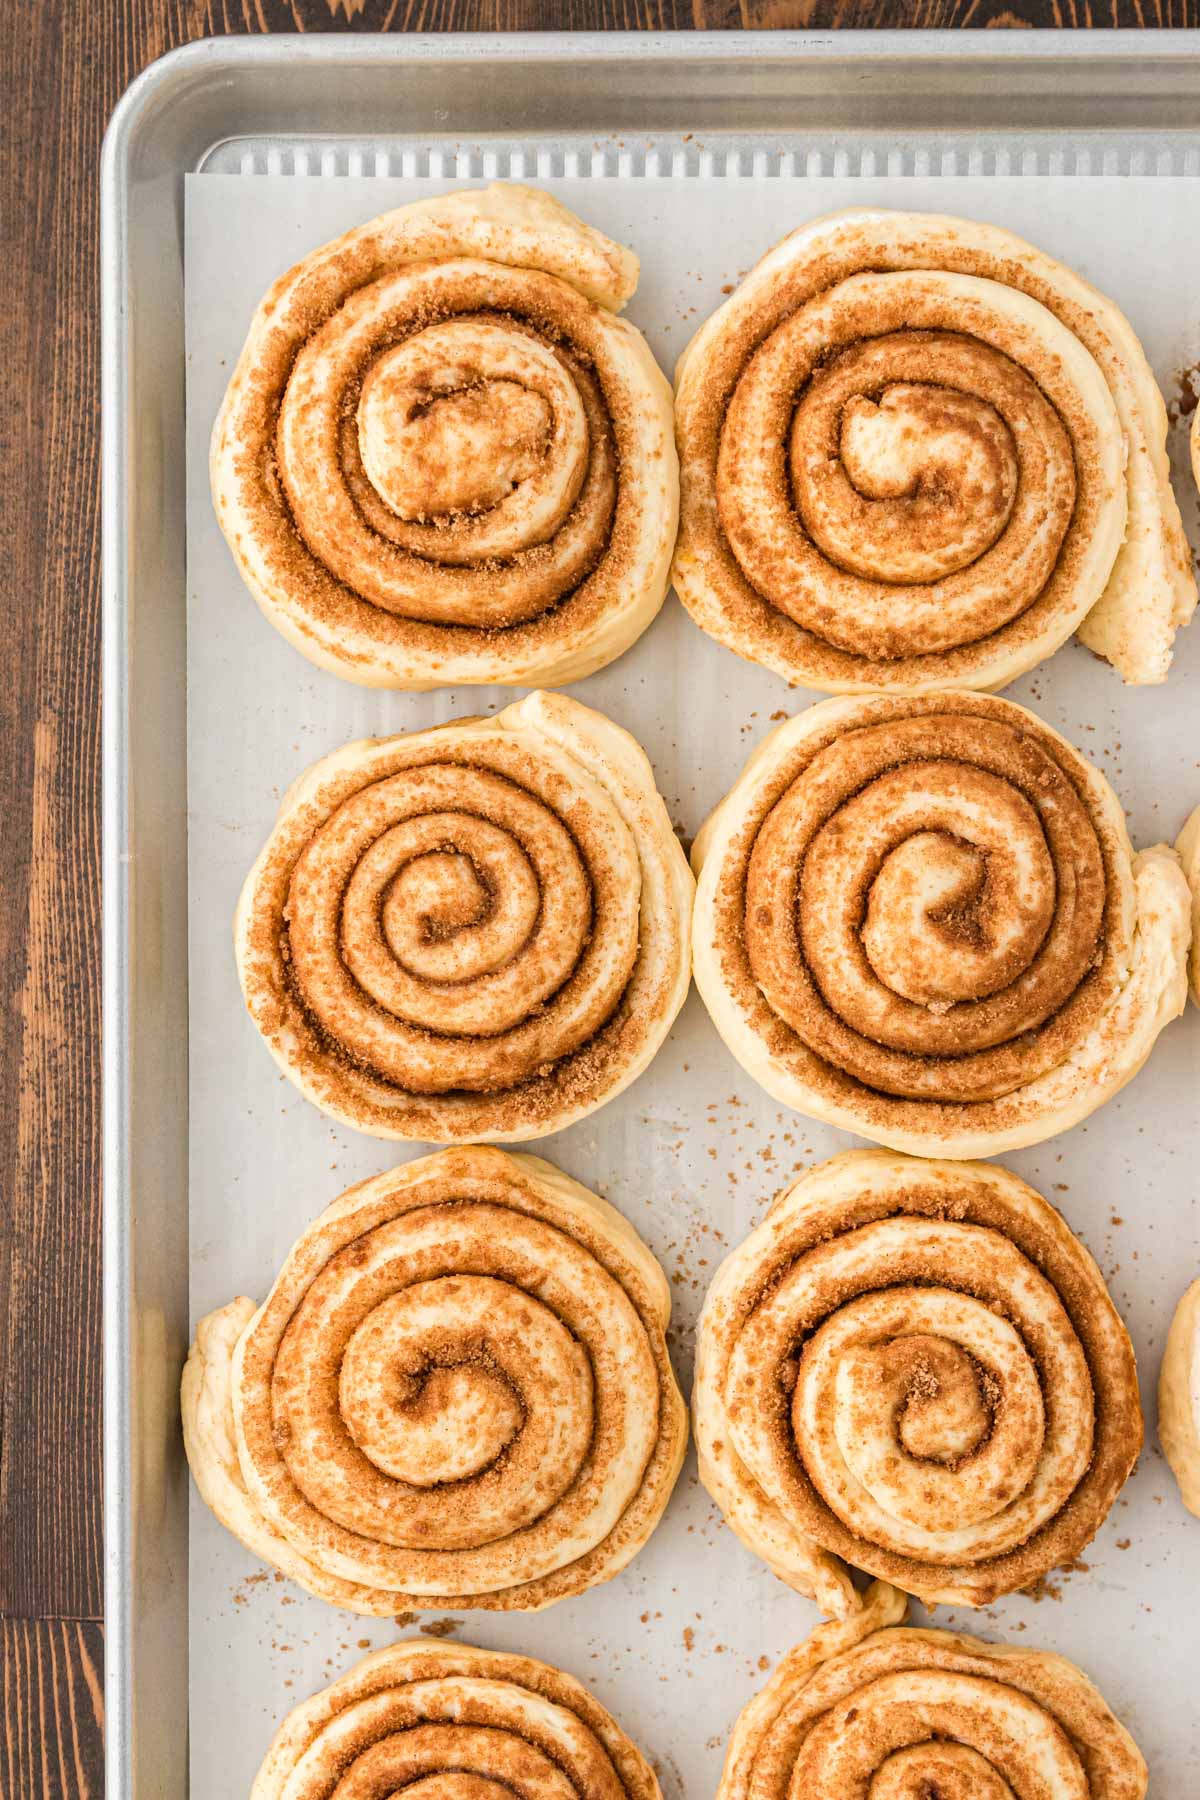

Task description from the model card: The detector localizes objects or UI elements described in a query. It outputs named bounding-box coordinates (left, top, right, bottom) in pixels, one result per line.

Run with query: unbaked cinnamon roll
left=252, top=1637, right=662, bottom=1800
left=236, top=691, right=693, bottom=1140
left=212, top=184, right=677, bottom=690
left=692, top=691, right=1191, bottom=1157
left=1175, top=803, right=1200, bottom=1007
left=182, top=1146, right=687, bottom=1613
left=675, top=209, right=1195, bottom=691
left=717, top=1581, right=1147, bottom=1800
left=694, top=1149, right=1141, bottom=1616
left=1159, top=1276, right=1200, bottom=1518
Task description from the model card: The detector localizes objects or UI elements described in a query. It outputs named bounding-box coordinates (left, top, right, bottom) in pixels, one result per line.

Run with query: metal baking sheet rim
left=101, top=30, right=1200, bottom=1798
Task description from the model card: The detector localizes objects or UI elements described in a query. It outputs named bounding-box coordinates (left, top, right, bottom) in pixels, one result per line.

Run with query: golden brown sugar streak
left=236, top=691, right=693, bottom=1141
left=694, top=1149, right=1141, bottom=1616
left=212, top=184, right=678, bottom=689
left=251, top=1638, right=662, bottom=1800
left=182, top=1146, right=687, bottom=1613
left=717, top=1585, right=1147, bottom=1800
left=692, top=691, right=1191, bottom=1158
left=674, top=209, right=1194, bottom=692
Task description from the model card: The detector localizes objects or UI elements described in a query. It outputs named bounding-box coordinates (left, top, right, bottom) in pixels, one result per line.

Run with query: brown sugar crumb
left=907, top=1356, right=940, bottom=1404
left=682, top=1626, right=695, bottom=1652
left=1167, top=362, right=1200, bottom=423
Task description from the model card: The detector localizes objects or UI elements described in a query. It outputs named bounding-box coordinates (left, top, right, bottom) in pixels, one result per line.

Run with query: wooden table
left=1, top=0, right=1194, bottom=1789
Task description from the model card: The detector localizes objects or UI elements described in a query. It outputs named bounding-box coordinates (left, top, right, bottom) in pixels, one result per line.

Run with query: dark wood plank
left=0, top=0, right=111, bottom=1633
left=0, top=1621, right=104, bottom=1800
left=2, top=0, right=1197, bottom=1789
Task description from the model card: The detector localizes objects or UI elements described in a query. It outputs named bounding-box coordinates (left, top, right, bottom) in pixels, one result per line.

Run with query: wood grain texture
left=0, top=1622, right=104, bottom=1800
left=1, top=0, right=1195, bottom=1790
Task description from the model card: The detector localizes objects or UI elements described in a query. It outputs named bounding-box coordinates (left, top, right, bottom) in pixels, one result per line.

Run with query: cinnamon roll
left=1159, top=1276, right=1200, bottom=1518
left=252, top=1638, right=661, bottom=1800
left=694, top=1149, right=1141, bottom=1615
left=236, top=691, right=693, bottom=1140
left=182, top=1146, right=687, bottom=1613
left=717, top=1582, right=1147, bottom=1800
left=1175, top=803, right=1200, bottom=1007
left=692, top=691, right=1191, bottom=1157
left=675, top=209, right=1195, bottom=691
left=212, top=184, right=677, bottom=690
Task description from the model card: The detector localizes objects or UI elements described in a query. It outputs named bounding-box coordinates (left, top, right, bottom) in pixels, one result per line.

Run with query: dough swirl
left=236, top=691, right=693, bottom=1141
left=1175, top=802, right=1200, bottom=1007
left=717, top=1583, right=1147, bottom=1800
left=674, top=209, right=1194, bottom=690
left=182, top=1146, right=687, bottom=1613
left=212, top=184, right=677, bottom=689
left=692, top=691, right=1191, bottom=1157
left=251, top=1637, right=662, bottom=1800
left=694, top=1149, right=1141, bottom=1615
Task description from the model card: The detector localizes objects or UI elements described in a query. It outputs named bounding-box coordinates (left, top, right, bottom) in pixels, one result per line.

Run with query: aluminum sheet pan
left=103, top=33, right=1200, bottom=1799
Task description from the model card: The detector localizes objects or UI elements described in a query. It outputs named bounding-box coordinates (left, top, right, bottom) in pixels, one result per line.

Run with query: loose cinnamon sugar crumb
left=907, top=1357, right=940, bottom=1403
left=1167, top=362, right=1200, bottom=423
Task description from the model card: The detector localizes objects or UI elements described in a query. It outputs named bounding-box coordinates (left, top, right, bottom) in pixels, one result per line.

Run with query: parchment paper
left=186, top=170, right=1200, bottom=1797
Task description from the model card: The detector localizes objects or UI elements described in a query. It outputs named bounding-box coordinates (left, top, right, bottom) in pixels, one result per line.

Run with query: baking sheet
left=185, top=169, right=1200, bottom=1797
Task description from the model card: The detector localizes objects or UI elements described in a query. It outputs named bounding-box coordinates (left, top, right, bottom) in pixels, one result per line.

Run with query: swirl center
left=859, top=820, right=1049, bottom=1008
left=351, top=315, right=591, bottom=567
left=859, top=1742, right=1017, bottom=1800
left=339, top=1278, right=536, bottom=1486
left=360, top=358, right=553, bottom=522
left=795, top=1280, right=1050, bottom=1539
left=716, top=301, right=1079, bottom=658
left=373, top=829, right=542, bottom=986
left=861, top=1334, right=993, bottom=1465
left=319, top=1270, right=595, bottom=1546
left=743, top=714, right=1108, bottom=1100
left=793, top=1670, right=1091, bottom=1798
left=794, top=372, right=1020, bottom=585
left=283, top=753, right=643, bottom=1095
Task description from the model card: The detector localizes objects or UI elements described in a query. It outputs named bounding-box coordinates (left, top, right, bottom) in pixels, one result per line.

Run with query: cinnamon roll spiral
left=1158, top=1276, right=1200, bottom=1519
left=252, top=1638, right=661, bottom=1800
left=236, top=691, right=693, bottom=1140
left=182, top=1146, right=687, bottom=1613
left=212, top=184, right=678, bottom=690
left=692, top=691, right=1192, bottom=1157
left=717, top=1582, right=1147, bottom=1800
left=674, top=209, right=1195, bottom=690
left=694, top=1150, right=1141, bottom=1616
